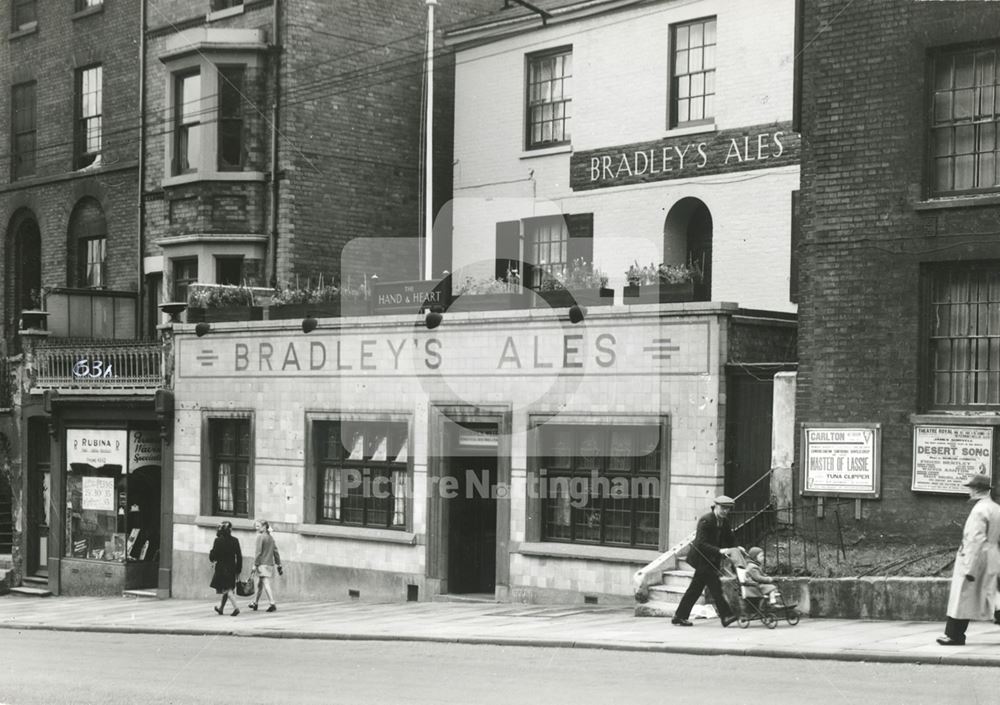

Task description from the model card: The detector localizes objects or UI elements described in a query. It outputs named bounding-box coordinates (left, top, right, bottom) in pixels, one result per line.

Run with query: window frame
left=669, top=16, right=717, bottom=129
left=75, top=64, right=103, bottom=170
left=524, top=46, right=573, bottom=150
left=217, top=65, right=246, bottom=170
left=528, top=417, right=668, bottom=550
left=173, top=70, right=202, bottom=175
left=211, top=0, right=244, bottom=9
left=921, top=261, right=1000, bottom=411
left=202, top=413, right=254, bottom=519
left=172, top=257, right=199, bottom=303
left=526, top=215, right=569, bottom=289
left=304, top=413, right=412, bottom=532
left=75, top=0, right=102, bottom=11
left=79, top=236, right=107, bottom=288
left=927, top=43, right=1000, bottom=196
left=12, top=81, right=37, bottom=181
left=12, top=0, right=37, bottom=31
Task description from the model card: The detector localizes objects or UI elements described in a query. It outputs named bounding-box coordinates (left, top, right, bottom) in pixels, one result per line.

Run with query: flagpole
left=424, top=0, right=437, bottom=281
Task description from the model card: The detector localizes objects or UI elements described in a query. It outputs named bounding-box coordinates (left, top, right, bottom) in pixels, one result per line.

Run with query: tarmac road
left=0, top=630, right=992, bottom=705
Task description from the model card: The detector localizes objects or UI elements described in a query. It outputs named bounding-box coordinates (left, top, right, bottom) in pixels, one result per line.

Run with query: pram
left=733, top=560, right=800, bottom=629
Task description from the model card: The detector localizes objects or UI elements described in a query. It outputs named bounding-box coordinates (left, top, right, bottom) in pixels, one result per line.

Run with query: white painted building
left=445, top=0, right=799, bottom=312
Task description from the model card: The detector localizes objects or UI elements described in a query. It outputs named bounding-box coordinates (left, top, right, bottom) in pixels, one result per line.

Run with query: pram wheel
left=786, top=610, right=800, bottom=626
left=737, top=616, right=750, bottom=629
left=761, top=612, right=778, bottom=629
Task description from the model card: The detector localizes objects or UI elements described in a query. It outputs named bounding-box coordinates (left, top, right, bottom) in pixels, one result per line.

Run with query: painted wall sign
left=570, top=121, right=800, bottom=191
left=912, top=425, right=994, bottom=494
left=67, top=429, right=128, bottom=471
left=128, top=430, right=162, bottom=473
left=177, top=320, right=712, bottom=379
left=81, top=476, right=115, bottom=511
left=800, top=423, right=881, bottom=498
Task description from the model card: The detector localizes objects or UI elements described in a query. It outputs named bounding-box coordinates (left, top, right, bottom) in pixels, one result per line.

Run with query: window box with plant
left=448, top=270, right=532, bottom=313
left=623, top=261, right=701, bottom=304
left=186, top=284, right=263, bottom=322
left=532, top=258, right=612, bottom=309
left=268, top=277, right=348, bottom=320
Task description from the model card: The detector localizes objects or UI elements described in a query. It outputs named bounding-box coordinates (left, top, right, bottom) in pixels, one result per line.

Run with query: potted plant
left=268, top=277, right=344, bottom=320
left=623, top=260, right=701, bottom=304
left=447, top=269, right=531, bottom=313
left=533, top=258, right=612, bottom=309
left=186, top=284, right=264, bottom=322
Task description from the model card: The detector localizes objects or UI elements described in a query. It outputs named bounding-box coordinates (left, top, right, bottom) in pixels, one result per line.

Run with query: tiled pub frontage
left=168, top=304, right=794, bottom=603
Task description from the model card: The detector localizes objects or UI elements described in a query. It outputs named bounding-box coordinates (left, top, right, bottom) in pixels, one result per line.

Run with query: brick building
left=797, top=0, right=1000, bottom=539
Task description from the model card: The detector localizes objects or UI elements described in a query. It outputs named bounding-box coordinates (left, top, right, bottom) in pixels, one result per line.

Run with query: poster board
left=800, top=423, right=881, bottom=498
left=912, top=425, right=994, bottom=494
left=81, top=476, right=116, bottom=511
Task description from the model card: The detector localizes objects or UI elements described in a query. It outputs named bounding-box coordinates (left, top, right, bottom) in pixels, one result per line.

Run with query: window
left=218, top=66, right=245, bottom=169
left=210, top=418, right=252, bottom=517
left=526, top=47, right=572, bottom=149
left=12, top=82, right=36, bottom=180
left=76, top=65, right=103, bottom=169
left=211, top=0, right=243, bottom=9
left=79, top=237, right=107, bottom=288
left=75, top=0, right=102, bottom=10
left=670, top=17, right=716, bottom=128
left=495, top=213, right=592, bottom=288
left=12, top=0, right=36, bottom=30
left=215, top=256, right=244, bottom=285
left=527, top=217, right=568, bottom=288
left=173, top=71, right=202, bottom=174
left=925, top=263, right=1000, bottom=409
left=172, top=258, right=198, bottom=303
left=313, top=419, right=409, bottom=529
left=930, top=46, right=1000, bottom=194
left=537, top=423, right=661, bottom=548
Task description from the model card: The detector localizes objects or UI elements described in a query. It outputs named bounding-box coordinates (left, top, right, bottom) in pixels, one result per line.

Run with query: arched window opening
left=664, top=198, right=713, bottom=301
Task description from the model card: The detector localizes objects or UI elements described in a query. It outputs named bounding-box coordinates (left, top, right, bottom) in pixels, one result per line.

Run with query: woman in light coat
left=936, top=474, right=1000, bottom=646
left=248, top=519, right=282, bottom=613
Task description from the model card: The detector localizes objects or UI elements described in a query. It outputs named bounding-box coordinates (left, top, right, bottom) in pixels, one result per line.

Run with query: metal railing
left=33, top=339, right=164, bottom=391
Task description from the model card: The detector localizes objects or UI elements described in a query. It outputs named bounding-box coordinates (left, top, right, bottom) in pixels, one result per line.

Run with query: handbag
left=236, top=570, right=256, bottom=597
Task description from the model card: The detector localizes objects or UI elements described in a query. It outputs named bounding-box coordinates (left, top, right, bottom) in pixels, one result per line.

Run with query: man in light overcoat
left=937, top=473, right=1000, bottom=646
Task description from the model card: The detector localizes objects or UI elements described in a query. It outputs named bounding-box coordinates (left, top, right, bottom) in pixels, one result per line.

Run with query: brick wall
left=798, top=0, right=1000, bottom=540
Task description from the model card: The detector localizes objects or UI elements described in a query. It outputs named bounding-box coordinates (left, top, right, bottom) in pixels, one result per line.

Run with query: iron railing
left=33, top=339, right=164, bottom=391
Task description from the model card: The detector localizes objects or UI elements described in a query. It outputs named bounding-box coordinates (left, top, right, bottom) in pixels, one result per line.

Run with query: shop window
left=173, top=71, right=202, bottom=175
left=923, top=262, right=1000, bottom=409
left=12, top=81, right=36, bottom=180
left=930, top=46, right=1000, bottom=195
left=312, top=419, right=409, bottom=530
left=535, top=423, right=662, bottom=549
left=525, top=47, right=572, bottom=149
left=669, top=17, right=716, bottom=128
left=12, top=0, right=36, bottom=31
left=209, top=417, right=252, bottom=517
left=218, top=66, right=245, bottom=170
left=172, top=257, right=198, bottom=303
left=75, top=65, right=103, bottom=169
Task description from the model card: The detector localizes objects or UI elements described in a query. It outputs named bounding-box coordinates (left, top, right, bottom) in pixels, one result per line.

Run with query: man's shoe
left=720, top=615, right=738, bottom=628
left=936, top=636, right=965, bottom=646
left=266, top=604, right=277, bottom=613
left=671, top=617, right=693, bottom=627
left=231, top=609, right=240, bottom=617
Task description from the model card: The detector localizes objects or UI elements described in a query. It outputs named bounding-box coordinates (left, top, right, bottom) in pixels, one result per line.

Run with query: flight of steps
left=635, top=561, right=703, bottom=617
left=10, top=573, right=52, bottom=597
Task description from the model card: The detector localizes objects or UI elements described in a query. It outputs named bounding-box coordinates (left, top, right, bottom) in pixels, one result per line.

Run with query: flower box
left=186, top=306, right=264, bottom=323
left=534, top=287, right=614, bottom=309
left=622, top=281, right=695, bottom=304
left=267, top=301, right=341, bottom=320
left=447, top=291, right=532, bottom=313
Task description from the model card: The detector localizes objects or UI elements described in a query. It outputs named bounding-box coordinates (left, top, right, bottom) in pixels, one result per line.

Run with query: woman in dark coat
left=209, top=521, right=243, bottom=616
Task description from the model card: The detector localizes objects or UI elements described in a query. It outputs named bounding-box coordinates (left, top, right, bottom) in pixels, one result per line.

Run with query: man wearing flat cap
left=671, top=495, right=738, bottom=628
left=936, top=473, right=1000, bottom=646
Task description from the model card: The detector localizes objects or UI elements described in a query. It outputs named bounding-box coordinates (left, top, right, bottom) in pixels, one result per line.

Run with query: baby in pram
left=738, top=546, right=783, bottom=605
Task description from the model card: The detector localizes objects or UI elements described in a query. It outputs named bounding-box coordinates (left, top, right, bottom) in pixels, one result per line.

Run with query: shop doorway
left=724, top=370, right=776, bottom=506
left=26, top=418, right=50, bottom=576
left=0, top=475, right=12, bottom=556
left=446, top=453, right=498, bottom=594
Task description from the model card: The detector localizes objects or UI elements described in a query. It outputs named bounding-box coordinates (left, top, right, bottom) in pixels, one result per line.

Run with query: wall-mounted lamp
left=195, top=322, right=212, bottom=337
left=301, top=316, right=318, bottom=334
left=425, top=309, right=443, bottom=330
left=568, top=305, right=585, bottom=324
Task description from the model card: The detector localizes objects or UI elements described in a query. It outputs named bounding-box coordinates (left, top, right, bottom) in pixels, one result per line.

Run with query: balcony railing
left=33, top=339, right=164, bottom=392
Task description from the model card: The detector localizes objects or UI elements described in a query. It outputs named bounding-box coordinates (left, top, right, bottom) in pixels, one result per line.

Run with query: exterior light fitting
left=301, top=316, right=318, bottom=334
left=425, top=310, right=443, bottom=330
left=195, top=322, right=212, bottom=337
left=568, top=304, right=585, bottom=324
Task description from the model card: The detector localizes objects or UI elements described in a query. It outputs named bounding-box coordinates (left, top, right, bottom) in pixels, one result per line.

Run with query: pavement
left=1, top=594, right=999, bottom=667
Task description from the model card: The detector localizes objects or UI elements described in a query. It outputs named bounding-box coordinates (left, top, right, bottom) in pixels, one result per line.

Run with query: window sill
left=520, top=144, right=572, bottom=160
left=10, top=22, right=38, bottom=40
left=162, top=171, right=267, bottom=188
left=910, top=413, right=1000, bottom=426
left=195, top=515, right=257, bottom=531
left=913, top=193, right=1000, bottom=211
left=665, top=123, right=716, bottom=139
left=72, top=5, right=104, bottom=21
left=206, top=4, right=245, bottom=22
left=514, top=541, right=659, bottom=564
left=297, top=523, right=417, bottom=545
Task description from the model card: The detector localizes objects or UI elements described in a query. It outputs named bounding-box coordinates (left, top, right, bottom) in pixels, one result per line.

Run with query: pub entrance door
left=446, top=453, right=498, bottom=595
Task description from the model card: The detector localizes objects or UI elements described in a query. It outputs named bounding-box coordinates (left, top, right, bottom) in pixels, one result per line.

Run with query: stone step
left=432, top=593, right=497, bottom=604
left=9, top=586, right=52, bottom=597
left=661, top=569, right=694, bottom=588
left=123, top=589, right=159, bottom=599
left=22, top=575, right=48, bottom=586
left=647, top=583, right=704, bottom=605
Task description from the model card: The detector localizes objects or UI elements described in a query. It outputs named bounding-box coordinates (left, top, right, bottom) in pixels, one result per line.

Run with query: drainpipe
left=268, top=0, right=281, bottom=287
left=136, top=0, right=148, bottom=335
